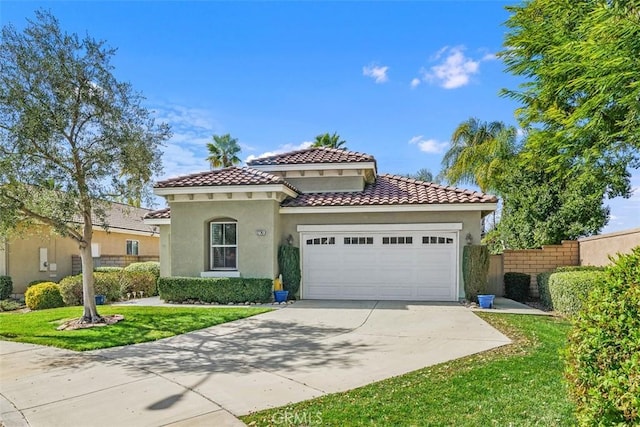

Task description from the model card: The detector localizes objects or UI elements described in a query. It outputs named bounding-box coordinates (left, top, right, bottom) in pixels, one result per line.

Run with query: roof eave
left=249, top=162, right=377, bottom=173
left=154, top=184, right=298, bottom=198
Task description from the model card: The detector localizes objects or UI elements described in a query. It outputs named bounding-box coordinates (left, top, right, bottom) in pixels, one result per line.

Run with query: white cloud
left=362, top=64, right=389, bottom=83
left=424, top=46, right=479, bottom=89
left=410, top=78, right=421, bottom=89
left=482, top=52, right=497, bottom=61
left=408, top=135, right=448, bottom=154
left=245, top=141, right=313, bottom=164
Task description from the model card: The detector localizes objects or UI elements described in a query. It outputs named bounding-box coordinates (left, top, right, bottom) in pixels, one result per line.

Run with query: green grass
left=242, top=313, right=575, bottom=426
left=0, top=305, right=271, bottom=351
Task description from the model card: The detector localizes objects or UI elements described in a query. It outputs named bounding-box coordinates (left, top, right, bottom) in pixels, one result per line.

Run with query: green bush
left=25, top=282, right=64, bottom=310
left=565, top=247, right=640, bottom=425
left=504, top=272, right=530, bottom=302
left=462, top=245, right=490, bottom=302
left=548, top=270, right=606, bottom=317
left=94, top=266, right=123, bottom=273
left=278, top=245, right=300, bottom=299
left=536, top=271, right=555, bottom=310
left=158, top=277, right=272, bottom=304
left=28, top=279, right=51, bottom=288
left=0, top=276, right=13, bottom=300
left=120, top=271, right=158, bottom=297
left=58, top=272, right=121, bottom=306
left=555, top=265, right=606, bottom=273
left=124, top=261, right=160, bottom=280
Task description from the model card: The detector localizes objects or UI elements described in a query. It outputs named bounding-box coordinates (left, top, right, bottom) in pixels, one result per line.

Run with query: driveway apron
left=1, top=301, right=510, bottom=426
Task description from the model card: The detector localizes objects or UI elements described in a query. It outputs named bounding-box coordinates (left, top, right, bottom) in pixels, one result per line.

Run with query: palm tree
left=206, top=134, right=241, bottom=169
left=312, top=132, right=347, bottom=149
left=441, top=118, right=517, bottom=194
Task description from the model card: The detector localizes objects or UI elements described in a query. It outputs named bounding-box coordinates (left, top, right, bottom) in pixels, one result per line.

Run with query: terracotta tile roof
left=246, top=147, right=375, bottom=166
left=280, top=174, right=498, bottom=208
left=155, top=167, right=297, bottom=191
left=144, top=207, right=170, bottom=220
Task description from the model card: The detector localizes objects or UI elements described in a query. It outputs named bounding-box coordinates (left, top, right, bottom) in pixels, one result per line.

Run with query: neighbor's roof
left=280, top=174, right=498, bottom=208
left=80, top=202, right=157, bottom=234
left=246, top=147, right=375, bottom=166
left=155, top=167, right=298, bottom=192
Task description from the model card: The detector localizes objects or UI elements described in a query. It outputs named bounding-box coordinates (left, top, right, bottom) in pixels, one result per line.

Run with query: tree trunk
left=80, top=216, right=101, bottom=323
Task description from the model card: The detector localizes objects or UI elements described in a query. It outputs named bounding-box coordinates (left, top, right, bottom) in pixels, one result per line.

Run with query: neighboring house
left=144, top=147, right=497, bottom=301
left=0, top=203, right=160, bottom=295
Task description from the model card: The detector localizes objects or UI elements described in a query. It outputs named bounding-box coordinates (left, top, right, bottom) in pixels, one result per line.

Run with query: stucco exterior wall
left=280, top=210, right=483, bottom=299
left=159, top=224, right=171, bottom=277
left=168, top=200, right=280, bottom=279
left=285, top=176, right=364, bottom=193
left=4, top=226, right=159, bottom=294
left=579, top=228, right=640, bottom=266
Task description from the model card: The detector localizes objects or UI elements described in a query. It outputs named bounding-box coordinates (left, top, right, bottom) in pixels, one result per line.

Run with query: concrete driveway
left=1, top=301, right=510, bottom=426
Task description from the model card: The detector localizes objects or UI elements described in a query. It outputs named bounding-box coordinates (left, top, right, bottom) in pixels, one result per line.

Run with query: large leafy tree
left=206, top=134, right=241, bottom=169
left=487, top=164, right=610, bottom=251
left=0, top=11, right=170, bottom=322
left=500, top=0, right=638, bottom=197
left=312, top=132, right=347, bottom=149
left=441, top=118, right=518, bottom=193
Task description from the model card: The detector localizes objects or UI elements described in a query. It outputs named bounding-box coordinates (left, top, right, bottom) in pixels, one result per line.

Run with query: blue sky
left=2, top=1, right=638, bottom=233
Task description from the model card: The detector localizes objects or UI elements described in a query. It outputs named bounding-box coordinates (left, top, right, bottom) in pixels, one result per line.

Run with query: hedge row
left=59, top=271, right=158, bottom=306
left=158, top=277, right=272, bottom=304
left=537, top=266, right=607, bottom=314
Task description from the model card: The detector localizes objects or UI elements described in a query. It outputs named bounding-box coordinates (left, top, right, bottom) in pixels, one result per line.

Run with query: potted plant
left=273, top=275, right=289, bottom=303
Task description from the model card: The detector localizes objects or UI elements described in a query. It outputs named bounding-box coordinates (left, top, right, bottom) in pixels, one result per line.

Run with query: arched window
left=209, top=220, right=237, bottom=270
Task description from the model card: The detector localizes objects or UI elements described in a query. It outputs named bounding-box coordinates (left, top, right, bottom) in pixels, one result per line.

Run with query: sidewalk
left=471, top=297, right=553, bottom=315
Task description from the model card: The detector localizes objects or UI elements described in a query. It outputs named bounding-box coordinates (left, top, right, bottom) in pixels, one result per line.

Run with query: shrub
left=565, top=247, right=640, bottom=425
left=0, top=276, right=13, bottom=300
left=278, top=245, right=300, bottom=299
left=548, top=270, right=606, bottom=317
left=0, top=298, right=23, bottom=312
left=504, top=272, right=530, bottom=302
left=95, top=266, right=123, bottom=273
left=120, top=271, right=158, bottom=297
left=25, top=282, right=64, bottom=310
left=555, top=265, right=606, bottom=273
left=462, top=245, right=490, bottom=302
left=158, top=277, right=272, bottom=304
left=124, top=261, right=160, bottom=280
left=58, top=272, right=121, bottom=306
left=536, top=271, right=554, bottom=310
left=28, top=279, right=50, bottom=288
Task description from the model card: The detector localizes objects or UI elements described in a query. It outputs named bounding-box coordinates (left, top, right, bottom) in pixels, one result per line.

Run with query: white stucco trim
left=200, top=271, right=241, bottom=278
left=250, top=162, right=377, bottom=173
left=297, top=223, right=463, bottom=232
left=154, top=184, right=298, bottom=198
left=282, top=203, right=497, bottom=214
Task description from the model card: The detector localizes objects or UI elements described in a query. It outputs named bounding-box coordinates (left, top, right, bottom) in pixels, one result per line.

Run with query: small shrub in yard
left=566, top=247, right=640, bottom=425
left=124, top=261, right=160, bottom=280
left=0, top=298, right=23, bottom=311
left=25, top=282, right=64, bottom=310
left=0, top=275, right=13, bottom=300
left=28, top=279, right=50, bottom=288
left=159, top=277, right=272, bottom=304
left=278, top=246, right=300, bottom=299
left=504, top=272, right=530, bottom=302
left=58, top=272, right=121, bottom=306
left=94, top=266, right=123, bottom=273
left=536, top=271, right=554, bottom=310
left=462, top=245, right=490, bottom=302
left=548, top=270, right=606, bottom=317
left=120, top=271, right=158, bottom=297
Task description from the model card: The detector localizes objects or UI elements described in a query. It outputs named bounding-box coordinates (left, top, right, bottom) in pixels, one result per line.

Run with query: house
left=144, top=147, right=497, bottom=301
left=0, top=203, right=160, bottom=295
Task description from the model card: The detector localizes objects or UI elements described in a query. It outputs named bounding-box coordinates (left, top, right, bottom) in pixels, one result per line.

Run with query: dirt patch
left=57, top=314, right=124, bottom=331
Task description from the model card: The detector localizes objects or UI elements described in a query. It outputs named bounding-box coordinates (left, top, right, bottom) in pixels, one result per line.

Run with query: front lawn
left=0, top=305, right=270, bottom=351
left=242, top=313, right=575, bottom=426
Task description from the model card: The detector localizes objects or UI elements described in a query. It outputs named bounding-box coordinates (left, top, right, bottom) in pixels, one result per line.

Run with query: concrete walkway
left=1, top=300, right=513, bottom=427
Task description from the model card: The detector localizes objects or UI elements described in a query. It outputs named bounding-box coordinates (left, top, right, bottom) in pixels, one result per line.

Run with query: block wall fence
left=71, top=255, right=160, bottom=275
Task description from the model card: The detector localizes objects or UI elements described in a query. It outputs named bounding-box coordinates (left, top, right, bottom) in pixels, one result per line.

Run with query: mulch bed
left=56, top=314, right=124, bottom=331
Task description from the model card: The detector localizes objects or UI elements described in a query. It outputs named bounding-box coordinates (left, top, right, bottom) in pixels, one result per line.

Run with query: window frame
left=126, top=239, right=139, bottom=255
left=209, top=221, right=238, bottom=271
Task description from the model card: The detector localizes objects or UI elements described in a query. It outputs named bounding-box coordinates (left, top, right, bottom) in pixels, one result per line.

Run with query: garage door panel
left=302, top=230, right=458, bottom=301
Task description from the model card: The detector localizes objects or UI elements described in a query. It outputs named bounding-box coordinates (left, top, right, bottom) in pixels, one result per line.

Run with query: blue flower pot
left=477, top=294, right=495, bottom=309
left=274, top=290, right=289, bottom=303
left=95, top=294, right=106, bottom=305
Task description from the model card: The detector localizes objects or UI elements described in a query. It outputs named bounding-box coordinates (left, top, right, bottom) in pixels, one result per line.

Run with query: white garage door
left=300, top=226, right=459, bottom=301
